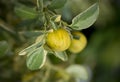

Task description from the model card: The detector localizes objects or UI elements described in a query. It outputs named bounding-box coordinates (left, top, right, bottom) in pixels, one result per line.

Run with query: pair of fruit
left=46, top=28, right=87, bottom=53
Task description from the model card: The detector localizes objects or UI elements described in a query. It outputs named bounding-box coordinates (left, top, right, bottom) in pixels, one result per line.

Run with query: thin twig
left=37, top=0, right=44, bottom=12
left=0, top=20, right=15, bottom=34
left=42, top=67, right=51, bottom=82
left=0, top=19, right=23, bottom=42
left=45, top=58, right=71, bottom=81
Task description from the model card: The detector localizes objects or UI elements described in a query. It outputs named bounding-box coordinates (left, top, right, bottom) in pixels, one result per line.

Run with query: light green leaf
left=19, top=42, right=43, bottom=56
left=50, top=15, right=61, bottom=22
left=26, top=47, right=47, bottom=70
left=54, top=51, right=68, bottom=61
left=0, top=41, right=9, bottom=57
left=48, top=0, right=67, bottom=9
left=66, top=65, right=88, bottom=80
left=70, top=3, right=99, bottom=30
left=15, top=3, right=37, bottom=19
left=43, top=44, right=54, bottom=54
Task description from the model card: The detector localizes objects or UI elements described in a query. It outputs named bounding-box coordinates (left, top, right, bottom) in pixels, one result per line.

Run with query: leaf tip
left=19, top=51, right=27, bottom=56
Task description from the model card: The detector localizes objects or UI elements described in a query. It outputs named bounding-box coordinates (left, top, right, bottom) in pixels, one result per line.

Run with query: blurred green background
left=0, top=0, right=120, bottom=82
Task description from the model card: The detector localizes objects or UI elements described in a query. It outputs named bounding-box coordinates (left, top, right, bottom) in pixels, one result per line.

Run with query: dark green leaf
left=70, top=3, right=99, bottom=30
left=73, top=35, right=80, bottom=40
left=54, top=51, right=68, bottom=61
left=0, top=41, right=9, bottom=57
left=16, top=19, right=37, bottom=28
left=14, top=3, right=37, bottom=19
left=19, top=31, right=44, bottom=38
left=48, top=0, right=67, bottom=9
left=26, top=47, right=47, bottom=70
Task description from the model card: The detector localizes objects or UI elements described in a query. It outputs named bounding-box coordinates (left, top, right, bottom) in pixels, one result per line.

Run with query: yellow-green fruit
left=46, top=28, right=71, bottom=51
left=68, top=32, right=87, bottom=53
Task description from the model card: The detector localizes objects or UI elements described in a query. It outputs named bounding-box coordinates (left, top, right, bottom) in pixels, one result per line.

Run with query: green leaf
left=19, top=42, right=43, bottom=56
left=14, top=3, right=38, bottom=19
left=51, top=15, right=61, bottom=22
left=19, top=31, right=44, bottom=38
left=43, top=44, right=54, bottom=54
left=26, top=47, right=47, bottom=70
left=48, top=0, right=67, bottom=9
left=0, top=41, right=9, bottom=57
left=54, top=51, right=68, bottom=61
left=70, top=3, right=99, bottom=30
left=66, top=65, right=88, bottom=80
left=16, top=19, right=37, bottom=28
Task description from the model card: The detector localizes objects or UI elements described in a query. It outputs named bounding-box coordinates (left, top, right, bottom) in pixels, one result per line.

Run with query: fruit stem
left=69, top=54, right=77, bottom=64
left=50, top=20, right=57, bottom=30
left=41, top=66, right=51, bottom=82
left=37, top=0, right=44, bottom=12
left=44, top=58, right=71, bottom=81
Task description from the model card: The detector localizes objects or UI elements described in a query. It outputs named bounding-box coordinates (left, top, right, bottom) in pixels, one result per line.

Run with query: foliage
left=16, top=0, right=99, bottom=70
left=0, top=0, right=120, bottom=82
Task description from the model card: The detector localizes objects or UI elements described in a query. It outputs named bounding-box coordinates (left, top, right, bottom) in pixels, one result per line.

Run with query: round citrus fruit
left=46, top=28, right=71, bottom=51
left=68, top=32, right=87, bottom=53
